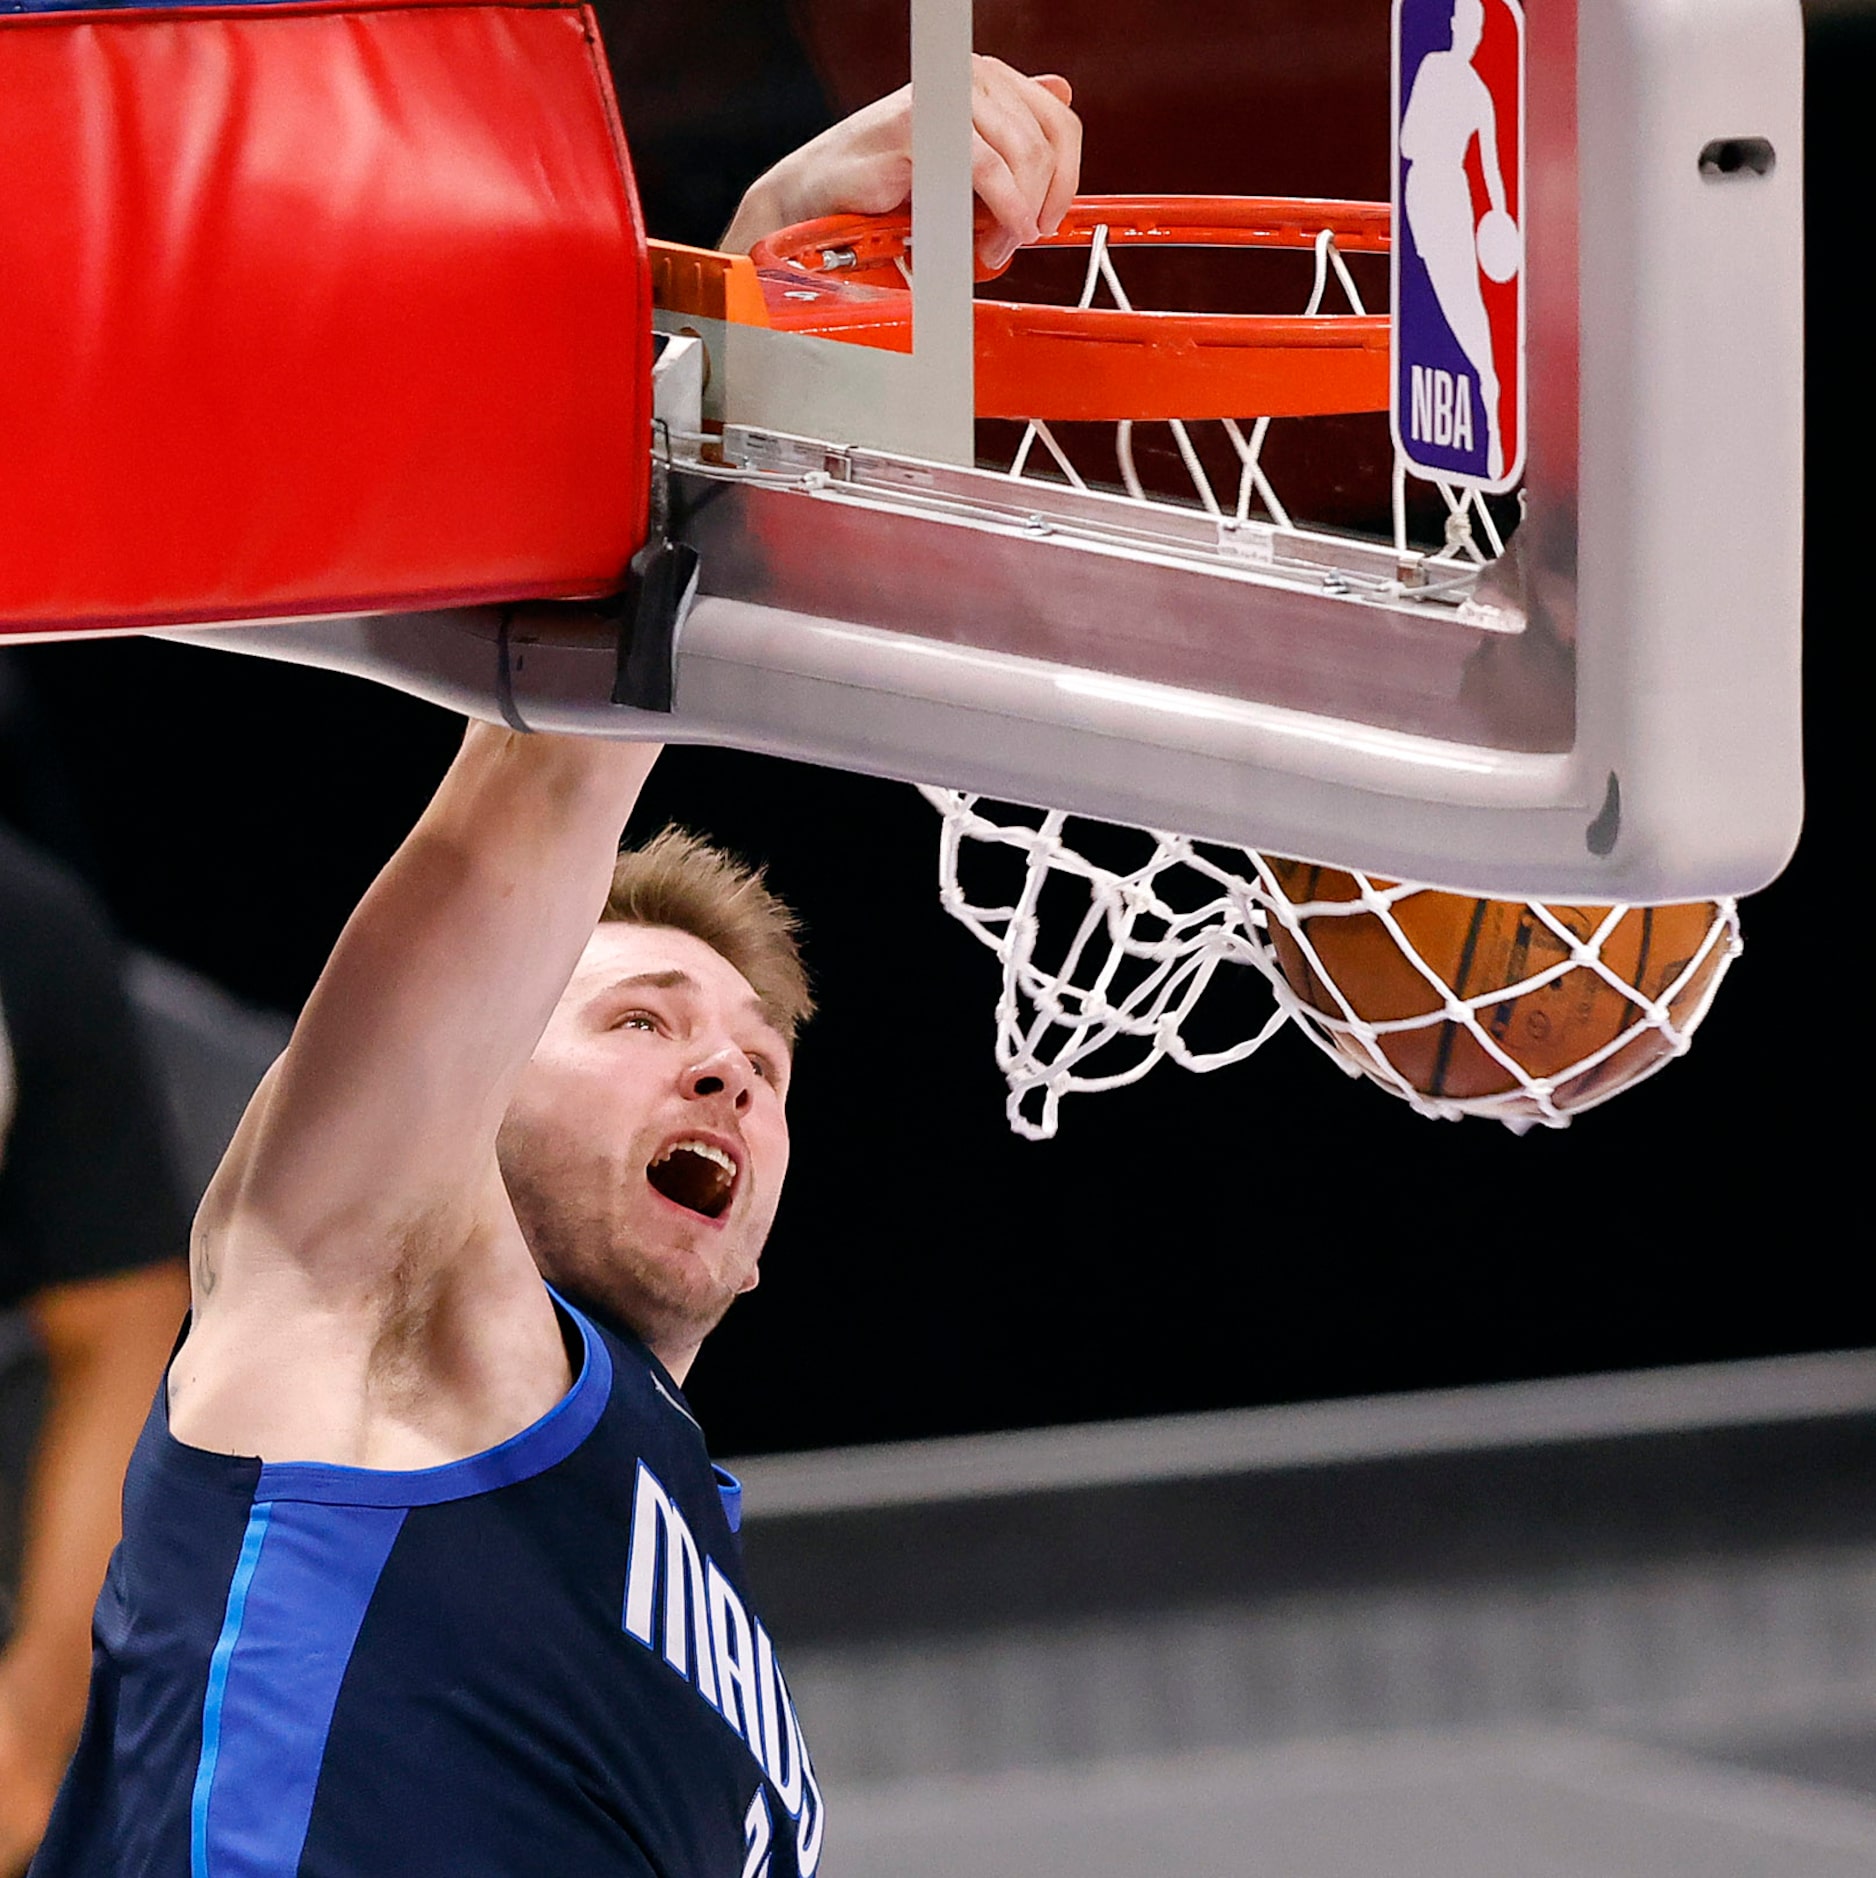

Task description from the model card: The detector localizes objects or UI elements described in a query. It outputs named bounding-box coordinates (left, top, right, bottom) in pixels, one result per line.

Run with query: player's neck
left=554, top=1284, right=703, bottom=1391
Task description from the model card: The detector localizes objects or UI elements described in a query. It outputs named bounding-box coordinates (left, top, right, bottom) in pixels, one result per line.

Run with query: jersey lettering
left=741, top=1791, right=773, bottom=1878
left=755, top=1622, right=805, bottom=1816
left=624, top=1461, right=826, bottom=1871
left=623, top=1460, right=720, bottom=1707
left=709, top=1558, right=765, bottom=1757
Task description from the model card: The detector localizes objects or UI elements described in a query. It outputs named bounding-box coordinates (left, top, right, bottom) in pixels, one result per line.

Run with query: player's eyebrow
left=583, top=969, right=696, bottom=1019
left=603, top=970, right=696, bottom=996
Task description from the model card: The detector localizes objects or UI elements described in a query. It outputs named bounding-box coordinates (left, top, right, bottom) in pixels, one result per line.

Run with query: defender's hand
left=722, top=57, right=1081, bottom=270
left=0, top=1682, right=63, bottom=1876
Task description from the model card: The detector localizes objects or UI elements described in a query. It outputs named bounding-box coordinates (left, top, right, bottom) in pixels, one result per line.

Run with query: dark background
left=1, top=1, right=1862, bottom=1455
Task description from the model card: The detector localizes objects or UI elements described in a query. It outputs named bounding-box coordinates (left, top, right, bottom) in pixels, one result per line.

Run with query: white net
left=923, top=796, right=1742, bottom=1141
left=987, top=215, right=1513, bottom=585
left=927, top=210, right=1741, bottom=1140
left=921, top=796, right=1285, bottom=1139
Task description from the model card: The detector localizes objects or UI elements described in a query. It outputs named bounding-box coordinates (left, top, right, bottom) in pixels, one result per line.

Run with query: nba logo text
left=1392, top=0, right=1526, bottom=491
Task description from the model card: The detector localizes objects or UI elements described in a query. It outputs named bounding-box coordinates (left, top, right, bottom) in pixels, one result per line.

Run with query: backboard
left=0, top=0, right=1803, bottom=905
left=632, top=0, right=1803, bottom=903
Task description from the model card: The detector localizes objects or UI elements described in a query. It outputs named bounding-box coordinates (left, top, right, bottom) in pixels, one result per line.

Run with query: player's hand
left=722, top=57, right=1081, bottom=270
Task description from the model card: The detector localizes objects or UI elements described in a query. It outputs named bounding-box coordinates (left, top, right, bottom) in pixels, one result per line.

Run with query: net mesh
left=921, top=796, right=1284, bottom=1138
left=988, top=216, right=1513, bottom=576
left=923, top=794, right=1742, bottom=1141
left=924, top=211, right=1741, bottom=1139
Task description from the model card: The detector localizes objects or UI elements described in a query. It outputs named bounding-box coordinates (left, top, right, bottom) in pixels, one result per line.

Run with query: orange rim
left=744, top=195, right=1391, bottom=423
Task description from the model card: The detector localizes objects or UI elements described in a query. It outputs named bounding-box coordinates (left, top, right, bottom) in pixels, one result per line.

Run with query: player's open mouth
left=646, top=1139, right=739, bottom=1221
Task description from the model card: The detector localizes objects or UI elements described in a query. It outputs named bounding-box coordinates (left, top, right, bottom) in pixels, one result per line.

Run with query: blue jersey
left=33, top=1296, right=826, bottom=1878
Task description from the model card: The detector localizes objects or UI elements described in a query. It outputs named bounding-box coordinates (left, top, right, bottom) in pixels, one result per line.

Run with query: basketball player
left=30, top=59, right=1081, bottom=1878
left=1399, top=0, right=1515, bottom=478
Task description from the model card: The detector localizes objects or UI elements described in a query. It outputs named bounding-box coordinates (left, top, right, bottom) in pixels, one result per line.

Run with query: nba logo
left=1392, top=0, right=1526, bottom=491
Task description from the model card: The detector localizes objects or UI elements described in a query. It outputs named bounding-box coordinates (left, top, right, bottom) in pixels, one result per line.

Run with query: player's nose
left=683, top=1045, right=754, bottom=1111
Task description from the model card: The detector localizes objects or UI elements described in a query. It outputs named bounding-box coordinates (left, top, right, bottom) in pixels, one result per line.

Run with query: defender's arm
left=0, top=1263, right=191, bottom=1872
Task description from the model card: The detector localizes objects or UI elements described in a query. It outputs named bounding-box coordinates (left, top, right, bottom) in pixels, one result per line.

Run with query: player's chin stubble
left=597, top=1247, right=742, bottom=1354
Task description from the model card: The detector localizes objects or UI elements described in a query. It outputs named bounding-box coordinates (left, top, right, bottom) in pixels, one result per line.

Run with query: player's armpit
left=194, top=726, right=658, bottom=1306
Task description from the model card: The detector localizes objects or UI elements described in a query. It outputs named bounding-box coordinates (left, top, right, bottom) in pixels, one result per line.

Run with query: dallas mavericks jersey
left=33, top=1296, right=826, bottom=1877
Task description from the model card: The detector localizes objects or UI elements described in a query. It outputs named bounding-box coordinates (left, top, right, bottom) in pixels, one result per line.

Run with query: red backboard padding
left=0, top=0, right=651, bottom=638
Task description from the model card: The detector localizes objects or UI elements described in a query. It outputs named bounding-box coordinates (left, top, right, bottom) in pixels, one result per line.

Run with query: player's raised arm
left=194, top=726, right=658, bottom=1305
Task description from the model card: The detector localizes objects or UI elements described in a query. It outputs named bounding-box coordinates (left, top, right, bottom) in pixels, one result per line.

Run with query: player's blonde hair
left=602, top=829, right=813, bottom=1047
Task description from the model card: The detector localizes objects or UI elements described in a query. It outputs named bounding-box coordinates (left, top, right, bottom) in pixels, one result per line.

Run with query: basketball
left=1476, top=207, right=1522, bottom=283
left=1260, top=860, right=1733, bottom=1120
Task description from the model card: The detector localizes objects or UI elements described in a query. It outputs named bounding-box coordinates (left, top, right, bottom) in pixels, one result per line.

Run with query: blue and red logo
left=1391, top=0, right=1526, bottom=491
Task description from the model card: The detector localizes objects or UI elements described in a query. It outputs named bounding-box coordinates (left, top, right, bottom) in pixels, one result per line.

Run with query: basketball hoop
left=680, top=195, right=1747, bottom=1137
left=749, top=195, right=1744, bottom=1139
left=744, top=193, right=1508, bottom=577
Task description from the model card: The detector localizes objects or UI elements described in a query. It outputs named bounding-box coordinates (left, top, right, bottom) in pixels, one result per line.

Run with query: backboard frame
left=5, top=0, right=1805, bottom=904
